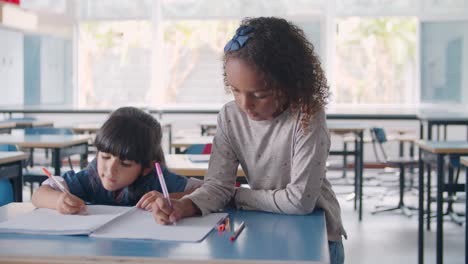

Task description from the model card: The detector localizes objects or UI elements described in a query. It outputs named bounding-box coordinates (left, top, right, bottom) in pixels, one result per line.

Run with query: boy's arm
left=31, top=185, right=64, bottom=209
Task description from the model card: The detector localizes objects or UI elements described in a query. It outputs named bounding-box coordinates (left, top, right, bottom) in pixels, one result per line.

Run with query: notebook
left=0, top=205, right=228, bottom=242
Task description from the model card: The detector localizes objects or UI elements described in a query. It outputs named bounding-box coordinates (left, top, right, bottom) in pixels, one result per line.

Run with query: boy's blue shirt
left=61, top=158, right=188, bottom=206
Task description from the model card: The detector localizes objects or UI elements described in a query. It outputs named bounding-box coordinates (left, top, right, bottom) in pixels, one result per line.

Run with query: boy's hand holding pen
left=42, top=168, right=87, bottom=215
left=55, top=192, right=87, bottom=215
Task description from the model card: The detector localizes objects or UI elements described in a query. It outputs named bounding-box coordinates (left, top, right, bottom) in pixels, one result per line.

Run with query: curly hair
left=223, top=17, right=329, bottom=131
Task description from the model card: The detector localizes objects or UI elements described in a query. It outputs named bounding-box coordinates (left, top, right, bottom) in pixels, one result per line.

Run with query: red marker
left=229, top=221, right=245, bottom=241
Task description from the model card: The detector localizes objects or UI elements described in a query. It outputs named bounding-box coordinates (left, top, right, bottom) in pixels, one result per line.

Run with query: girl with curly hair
left=153, top=17, right=346, bottom=263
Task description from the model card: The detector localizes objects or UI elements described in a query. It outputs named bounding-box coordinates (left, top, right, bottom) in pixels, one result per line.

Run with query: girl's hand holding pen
left=152, top=197, right=200, bottom=225
left=136, top=191, right=164, bottom=211
left=152, top=196, right=179, bottom=224
left=55, top=192, right=87, bottom=215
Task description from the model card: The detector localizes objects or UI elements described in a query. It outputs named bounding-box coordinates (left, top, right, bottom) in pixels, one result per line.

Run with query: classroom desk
left=0, top=152, right=28, bottom=202
left=0, top=203, right=329, bottom=264
left=0, top=134, right=90, bottom=176
left=166, top=154, right=245, bottom=177
left=12, top=120, right=54, bottom=128
left=171, top=135, right=214, bottom=154
left=418, top=112, right=468, bottom=141
left=415, top=140, right=468, bottom=264
left=328, top=123, right=366, bottom=221
left=0, top=122, right=16, bottom=133
left=70, top=123, right=101, bottom=134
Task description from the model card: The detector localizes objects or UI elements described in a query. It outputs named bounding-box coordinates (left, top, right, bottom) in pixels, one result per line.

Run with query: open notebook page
left=92, top=209, right=228, bottom=242
left=0, top=205, right=133, bottom=235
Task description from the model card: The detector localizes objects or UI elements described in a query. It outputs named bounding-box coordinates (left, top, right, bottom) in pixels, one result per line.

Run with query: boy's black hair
left=223, top=17, right=330, bottom=131
left=94, top=106, right=166, bottom=168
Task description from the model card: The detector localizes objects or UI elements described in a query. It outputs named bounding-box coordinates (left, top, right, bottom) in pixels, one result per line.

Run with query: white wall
left=40, top=36, right=65, bottom=104
left=0, top=27, right=24, bottom=105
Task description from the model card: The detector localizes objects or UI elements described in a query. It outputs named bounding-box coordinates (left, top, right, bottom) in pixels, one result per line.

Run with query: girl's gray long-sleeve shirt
left=185, top=101, right=347, bottom=241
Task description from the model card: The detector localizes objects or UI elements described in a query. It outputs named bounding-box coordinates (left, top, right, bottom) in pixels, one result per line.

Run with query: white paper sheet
left=0, top=205, right=133, bottom=235
left=91, top=209, right=228, bottom=242
left=0, top=205, right=227, bottom=243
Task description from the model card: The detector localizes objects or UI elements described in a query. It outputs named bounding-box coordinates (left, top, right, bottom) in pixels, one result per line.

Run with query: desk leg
left=53, top=149, right=61, bottom=176
left=465, top=166, right=467, bottom=264
left=399, top=141, right=404, bottom=157
left=420, top=121, right=424, bottom=139
left=354, top=137, right=358, bottom=211
left=428, top=123, right=433, bottom=140
left=443, top=125, right=447, bottom=141
left=436, top=154, right=444, bottom=264
left=9, top=160, right=23, bottom=202
left=427, top=163, right=432, bottom=231
left=418, top=150, right=424, bottom=264
left=343, top=142, right=348, bottom=179
left=80, top=144, right=89, bottom=169
left=358, top=131, right=364, bottom=221
left=168, top=125, right=173, bottom=154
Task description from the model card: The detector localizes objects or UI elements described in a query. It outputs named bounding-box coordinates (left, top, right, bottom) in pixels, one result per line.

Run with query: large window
left=421, top=21, right=468, bottom=104
left=157, top=20, right=239, bottom=104
left=334, top=17, right=417, bottom=105
left=76, top=0, right=467, bottom=108
left=78, top=21, right=152, bottom=107
left=77, top=0, right=326, bottom=108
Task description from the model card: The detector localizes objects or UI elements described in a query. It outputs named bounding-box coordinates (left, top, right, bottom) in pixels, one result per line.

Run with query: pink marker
left=154, top=163, right=172, bottom=208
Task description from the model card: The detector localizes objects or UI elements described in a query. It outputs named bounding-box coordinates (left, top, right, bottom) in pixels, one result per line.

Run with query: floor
left=331, top=169, right=465, bottom=264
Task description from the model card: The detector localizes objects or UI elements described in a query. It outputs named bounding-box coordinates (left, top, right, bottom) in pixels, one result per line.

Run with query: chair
left=369, top=127, right=418, bottom=217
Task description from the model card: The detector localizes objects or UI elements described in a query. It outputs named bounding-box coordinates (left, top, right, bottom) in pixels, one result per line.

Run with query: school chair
left=369, top=127, right=418, bottom=217
left=0, top=179, right=14, bottom=206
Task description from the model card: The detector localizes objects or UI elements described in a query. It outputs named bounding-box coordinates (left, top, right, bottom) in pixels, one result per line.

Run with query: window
left=78, top=21, right=152, bottom=107
left=334, top=17, right=417, bottom=105
left=157, top=20, right=239, bottom=104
